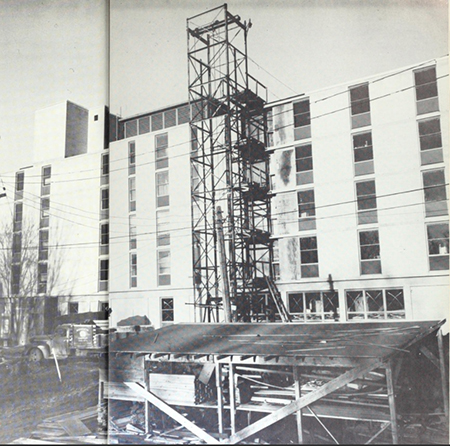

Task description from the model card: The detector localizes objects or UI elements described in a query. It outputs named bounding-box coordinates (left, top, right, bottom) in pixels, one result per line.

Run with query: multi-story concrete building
left=0, top=100, right=110, bottom=336
left=108, top=56, right=448, bottom=331
left=109, top=103, right=194, bottom=328
left=268, top=56, right=449, bottom=331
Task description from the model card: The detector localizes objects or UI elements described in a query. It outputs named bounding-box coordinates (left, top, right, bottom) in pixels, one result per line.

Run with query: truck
left=24, top=321, right=108, bottom=362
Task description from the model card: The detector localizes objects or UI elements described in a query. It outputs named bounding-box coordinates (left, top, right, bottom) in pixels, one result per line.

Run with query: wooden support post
left=215, top=361, right=224, bottom=434
left=229, top=363, right=236, bottom=434
left=437, top=329, right=449, bottom=418
left=144, top=360, right=151, bottom=434
left=293, top=366, right=303, bottom=444
left=385, top=362, right=399, bottom=444
left=124, top=382, right=220, bottom=444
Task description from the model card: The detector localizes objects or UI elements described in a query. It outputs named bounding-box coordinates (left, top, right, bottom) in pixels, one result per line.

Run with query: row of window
left=38, top=166, right=51, bottom=294
left=99, top=151, right=109, bottom=292
left=287, top=288, right=405, bottom=322
left=279, top=220, right=448, bottom=281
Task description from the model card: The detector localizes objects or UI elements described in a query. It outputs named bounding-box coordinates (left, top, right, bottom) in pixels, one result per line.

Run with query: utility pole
left=216, top=206, right=232, bottom=323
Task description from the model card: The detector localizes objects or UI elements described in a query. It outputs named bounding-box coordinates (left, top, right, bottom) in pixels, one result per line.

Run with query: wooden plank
left=437, top=329, right=449, bottom=418
left=226, top=359, right=382, bottom=444
left=419, top=346, right=440, bottom=369
left=385, top=362, right=398, bottom=444
left=293, top=367, right=303, bottom=444
left=124, top=382, right=220, bottom=444
left=198, top=363, right=215, bottom=384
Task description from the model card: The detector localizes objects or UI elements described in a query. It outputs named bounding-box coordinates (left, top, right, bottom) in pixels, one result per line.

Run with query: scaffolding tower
left=188, top=4, right=273, bottom=322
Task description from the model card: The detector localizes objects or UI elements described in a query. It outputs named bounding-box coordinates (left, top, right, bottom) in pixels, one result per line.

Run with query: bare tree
left=0, top=220, right=70, bottom=345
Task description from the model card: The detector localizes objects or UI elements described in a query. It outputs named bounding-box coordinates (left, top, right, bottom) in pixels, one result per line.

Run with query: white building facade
left=268, top=56, right=449, bottom=330
left=108, top=103, right=195, bottom=329
left=0, top=101, right=110, bottom=334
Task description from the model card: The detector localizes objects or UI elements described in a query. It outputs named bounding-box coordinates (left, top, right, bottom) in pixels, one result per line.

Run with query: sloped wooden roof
left=110, top=320, right=443, bottom=360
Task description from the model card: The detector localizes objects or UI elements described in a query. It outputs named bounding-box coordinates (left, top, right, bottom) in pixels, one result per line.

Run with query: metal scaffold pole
left=187, top=4, right=273, bottom=323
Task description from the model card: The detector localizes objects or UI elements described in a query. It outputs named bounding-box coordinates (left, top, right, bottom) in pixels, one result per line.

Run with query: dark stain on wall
left=279, top=150, right=292, bottom=185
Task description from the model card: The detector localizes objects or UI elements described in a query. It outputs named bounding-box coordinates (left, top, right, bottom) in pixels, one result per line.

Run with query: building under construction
left=103, top=4, right=449, bottom=444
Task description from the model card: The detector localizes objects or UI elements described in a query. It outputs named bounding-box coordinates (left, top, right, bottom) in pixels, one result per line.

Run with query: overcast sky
left=0, top=0, right=448, bottom=173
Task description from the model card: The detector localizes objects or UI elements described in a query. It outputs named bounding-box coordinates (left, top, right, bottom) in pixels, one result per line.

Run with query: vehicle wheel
left=28, top=347, right=44, bottom=363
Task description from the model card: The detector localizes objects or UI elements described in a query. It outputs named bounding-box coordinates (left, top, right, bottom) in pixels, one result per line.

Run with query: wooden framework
left=103, top=320, right=448, bottom=444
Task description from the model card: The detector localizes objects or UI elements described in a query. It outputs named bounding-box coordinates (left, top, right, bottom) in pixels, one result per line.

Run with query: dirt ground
left=0, top=356, right=105, bottom=444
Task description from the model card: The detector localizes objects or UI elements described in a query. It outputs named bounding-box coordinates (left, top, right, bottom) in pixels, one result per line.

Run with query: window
left=100, top=223, right=109, bottom=255
left=138, top=116, right=150, bottom=135
left=359, top=230, right=381, bottom=274
left=38, top=262, right=48, bottom=294
left=130, top=253, right=137, bottom=288
left=161, top=298, right=174, bottom=324
left=272, top=239, right=280, bottom=281
left=156, top=171, right=169, bottom=207
left=12, top=232, right=21, bottom=263
left=128, top=142, right=136, bottom=175
left=129, top=215, right=137, bottom=249
left=414, top=66, right=439, bottom=115
left=349, top=83, right=371, bottom=128
left=99, top=259, right=109, bottom=291
left=346, top=289, right=405, bottom=320
left=40, top=197, right=50, bottom=228
left=102, top=153, right=109, bottom=176
left=418, top=118, right=443, bottom=165
left=129, top=176, right=136, bottom=212
left=295, top=144, right=313, bottom=185
left=11, top=264, right=20, bottom=295
left=288, top=291, right=338, bottom=322
left=177, top=104, right=190, bottom=125
left=155, top=133, right=169, bottom=169
left=423, top=169, right=448, bottom=217
left=13, top=203, right=23, bottom=232
left=157, top=210, right=170, bottom=247
left=158, top=250, right=171, bottom=286
left=101, top=188, right=109, bottom=210
left=125, top=120, right=137, bottom=138
left=356, top=180, right=378, bottom=224
left=38, top=229, right=49, bottom=261
left=41, top=165, right=51, bottom=195
left=298, top=189, right=316, bottom=231
left=164, top=109, right=176, bottom=128
left=152, top=112, right=163, bottom=131
left=68, top=302, right=79, bottom=314
left=353, top=132, right=374, bottom=175
left=300, top=236, right=319, bottom=277
left=427, top=223, right=449, bottom=270
left=15, top=171, right=24, bottom=192
left=293, top=99, right=311, bottom=140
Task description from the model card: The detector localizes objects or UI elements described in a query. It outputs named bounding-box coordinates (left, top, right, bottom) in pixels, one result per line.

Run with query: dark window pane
left=353, top=132, right=372, bottom=148
left=354, top=146, right=373, bottom=162
left=356, top=180, right=376, bottom=196
left=361, top=245, right=380, bottom=260
left=386, top=290, right=404, bottom=311
left=416, top=83, right=438, bottom=101
left=359, top=230, right=379, bottom=245
left=152, top=113, right=163, bottom=131
left=301, top=250, right=318, bottom=264
left=419, top=118, right=441, bottom=136
left=415, top=67, right=437, bottom=86
left=289, top=294, right=304, bottom=313
left=300, top=237, right=317, bottom=250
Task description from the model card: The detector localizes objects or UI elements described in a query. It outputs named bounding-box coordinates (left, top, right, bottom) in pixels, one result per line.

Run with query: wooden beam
left=229, top=364, right=236, bottom=435
left=419, top=346, right=440, bottom=369
left=124, top=382, right=220, bottom=444
left=437, top=329, right=449, bottom=418
left=226, top=360, right=382, bottom=444
left=385, top=362, right=399, bottom=444
left=215, top=362, right=224, bottom=434
left=293, top=367, right=303, bottom=445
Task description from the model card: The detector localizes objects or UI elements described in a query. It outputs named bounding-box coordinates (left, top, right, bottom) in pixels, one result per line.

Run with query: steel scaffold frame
left=187, top=4, right=273, bottom=323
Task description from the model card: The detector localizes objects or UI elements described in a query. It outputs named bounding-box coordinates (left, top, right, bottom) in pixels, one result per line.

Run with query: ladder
left=265, top=275, right=292, bottom=323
